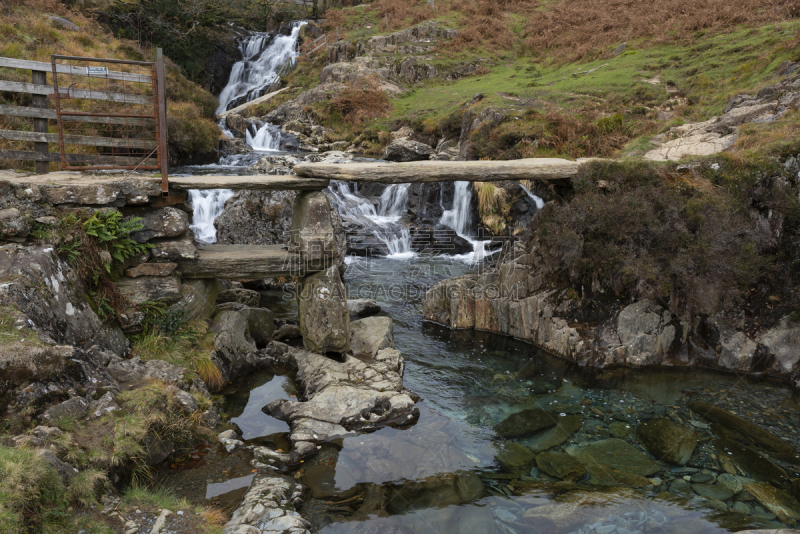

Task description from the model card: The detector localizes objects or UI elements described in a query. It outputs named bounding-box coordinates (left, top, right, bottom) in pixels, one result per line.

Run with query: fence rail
left=0, top=53, right=169, bottom=194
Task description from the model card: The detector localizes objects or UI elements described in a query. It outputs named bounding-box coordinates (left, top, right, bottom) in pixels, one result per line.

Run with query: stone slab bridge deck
left=1, top=157, right=582, bottom=279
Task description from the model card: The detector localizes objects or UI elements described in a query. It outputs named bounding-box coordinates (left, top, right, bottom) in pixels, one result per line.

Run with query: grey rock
left=116, top=275, right=182, bottom=305
left=566, top=438, right=661, bottom=477
left=176, top=279, right=220, bottom=321
left=0, top=244, right=128, bottom=354
left=224, top=474, right=309, bottom=534
left=131, top=207, right=189, bottom=243
left=384, top=139, right=435, bottom=162
left=89, top=391, right=119, bottom=419
left=166, top=385, right=199, bottom=414
left=37, top=449, right=77, bottom=481
left=46, top=15, right=79, bottom=30
left=211, top=311, right=260, bottom=382
left=347, top=298, right=381, bottom=316
left=636, top=418, right=697, bottom=465
left=291, top=190, right=340, bottom=263
left=350, top=316, right=394, bottom=357
left=150, top=234, right=198, bottom=262
left=692, top=483, right=735, bottom=501
left=757, top=317, right=800, bottom=375
left=274, top=323, right=301, bottom=340
left=214, top=189, right=296, bottom=247
left=107, top=357, right=187, bottom=388
left=297, top=265, right=350, bottom=354
left=236, top=307, right=276, bottom=348
left=43, top=396, right=89, bottom=421
left=617, top=300, right=675, bottom=366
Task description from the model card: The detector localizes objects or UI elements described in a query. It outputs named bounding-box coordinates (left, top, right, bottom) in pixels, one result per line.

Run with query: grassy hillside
left=0, top=0, right=221, bottom=169
left=305, top=0, right=800, bottom=160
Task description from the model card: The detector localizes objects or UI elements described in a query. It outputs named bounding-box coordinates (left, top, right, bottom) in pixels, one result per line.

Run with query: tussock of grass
left=474, top=182, right=511, bottom=234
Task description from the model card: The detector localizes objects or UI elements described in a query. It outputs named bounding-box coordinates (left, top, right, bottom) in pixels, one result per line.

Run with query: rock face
left=297, top=265, right=350, bottom=354
left=262, top=340, right=418, bottom=462
left=384, top=139, right=435, bottom=162
left=636, top=418, right=697, bottom=465
left=645, top=70, right=800, bottom=161
left=214, top=190, right=296, bottom=246
left=0, top=244, right=127, bottom=354
left=616, top=300, right=676, bottom=366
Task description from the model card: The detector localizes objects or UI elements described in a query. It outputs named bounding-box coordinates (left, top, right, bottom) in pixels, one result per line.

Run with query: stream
left=161, top=22, right=800, bottom=534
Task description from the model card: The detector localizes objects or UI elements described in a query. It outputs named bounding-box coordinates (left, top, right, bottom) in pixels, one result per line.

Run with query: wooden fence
left=0, top=51, right=169, bottom=194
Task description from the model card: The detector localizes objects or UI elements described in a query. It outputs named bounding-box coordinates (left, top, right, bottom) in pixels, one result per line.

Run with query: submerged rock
left=566, top=439, right=660, bottom=477
left=525, top=414, right=583, bottom=452
left=494, top=408, right=558, bottom=439
left=744, top=482, right=800, bottom=521
left=712, top=438, right=789, bottom=486
left=495, top=442, right=535, bottom=473
left=636, top=417, right=697, bottom=465
left=536, top=451, right=586, bottom=481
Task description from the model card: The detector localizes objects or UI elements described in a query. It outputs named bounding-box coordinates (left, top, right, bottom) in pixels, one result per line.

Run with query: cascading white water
left=189, top=189, right=234, bottom=244
left=327, top=181, right=414, bottom=258
left=217, top=22, right=307, bottom=114
left=438, top=181, right=489, bottom=262
left=517, top=182, right=545, bottom=209
left=246, top=123, right=281, bottom=151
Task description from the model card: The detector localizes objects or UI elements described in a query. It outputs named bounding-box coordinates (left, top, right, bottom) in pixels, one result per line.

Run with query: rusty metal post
left=31, top=70, right=49, bottom=174
left=155, top=48, right=169, bottom=196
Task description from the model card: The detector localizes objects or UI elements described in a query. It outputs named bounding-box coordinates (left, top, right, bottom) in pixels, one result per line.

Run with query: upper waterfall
left=216, top=22, right=307, bottom=114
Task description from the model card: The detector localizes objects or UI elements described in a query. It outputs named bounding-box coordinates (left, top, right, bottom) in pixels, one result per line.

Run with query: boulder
left=236, top=306, right=276, bottom=348
left=149, top=234, right=199, bottom=262
left=275, top=323, right=302, bottom=340
left=115, top=275, right=182, bottom=305
left=495, top=442, right=535, bottom=473
left=350, top=316, right=394, bottom=357
left=347, top=298, right=381, bottom=316
left=536, top=451, right=587, bottom=481
left=37, top=449, right=77, bottom=482
left=225, top=113, right=251, bottom=138
left=211, top=310, right=260, bottom=380
left=0, top=244, right=127, bottom=354
left=566, top=439, right=660, bottom=477
left=757, top=317, right=800, bottom=374
left=224, top=474, right=309, bottom=534
left=106, top=357, right=188, bottom=388
left=297, top=265, right=350, bottom=354
left=217, top=288, right=261, bottom=307
left=494, top=408, right=558, bottom=439
left=744, top=482, right=800, bottom=521
left=636, top=418, right=697, bottom=465
left=43, top=397, right=89, bottom=421
left=526, top=414, right=584, bottom=452
left=712, top=438, right=789, bottom=486
left=130, top=207, right=189, bottom=243
left=384, top=139, right=435, bottom=162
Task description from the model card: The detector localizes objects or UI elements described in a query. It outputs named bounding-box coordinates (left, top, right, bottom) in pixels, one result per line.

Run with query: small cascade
left=327, top=182, right=414, bottom=258
left=518, top=182, right=545, bottom=209
left=188, top=189, right=235, bottom=244
left=439, top=181, right=489, bottom=262
left=217, top=22, right=307, bottom=114
left=246, top=123, right=281, bottom=151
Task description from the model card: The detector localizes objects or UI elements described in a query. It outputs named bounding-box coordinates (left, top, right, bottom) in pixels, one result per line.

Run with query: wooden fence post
left=31, top=69, right=49, bottom=174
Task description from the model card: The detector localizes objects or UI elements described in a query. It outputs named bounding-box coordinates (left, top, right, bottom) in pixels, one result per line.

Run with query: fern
left=83, top=211, right=150, bottom=270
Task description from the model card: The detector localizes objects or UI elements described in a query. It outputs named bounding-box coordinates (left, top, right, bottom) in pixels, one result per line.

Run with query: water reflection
left=223, top=370, right=294, bottom=440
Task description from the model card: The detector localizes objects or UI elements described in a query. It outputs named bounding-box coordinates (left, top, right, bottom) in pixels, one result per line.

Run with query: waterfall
left=216, top=22, right=306, bottom=114
left=188, top=189, right=234, bottom=244
left=518, top=182, right=545, bottom=209
left=246, top=123, right=281, bottom=151
left=327, top=181, right=414, bottom=258
left=439, top=181, right=489, bottom=262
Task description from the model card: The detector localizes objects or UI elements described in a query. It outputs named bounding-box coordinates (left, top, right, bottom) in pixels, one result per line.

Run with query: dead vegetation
left=322, top=75, right=392, bottom=126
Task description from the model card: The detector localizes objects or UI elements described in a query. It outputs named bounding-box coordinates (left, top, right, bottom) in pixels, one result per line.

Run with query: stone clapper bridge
left=2, top=157, right=578, bottom=353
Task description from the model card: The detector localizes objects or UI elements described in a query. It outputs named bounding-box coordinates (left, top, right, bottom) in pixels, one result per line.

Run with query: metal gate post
left=155, top=48, right=169, bottom=196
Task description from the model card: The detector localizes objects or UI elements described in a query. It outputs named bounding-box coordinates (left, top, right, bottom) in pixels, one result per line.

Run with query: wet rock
left=116, top=275, right=182, bottom=305
left=495, top=442, right=535, bottom=473
left=224, top=473, right=310, bottom=534
left=636, top=418, right=697, bottom=465
left=348, top=298, right=381, bottom=316
left=350, top=316, right=394, bottom=357
left=744, top=482, right=800, bottom=521
left=536, top=451, right=586, bottom=481
left=217, top=288, right=261, bottom=307
left=566, top=438, right=660, bottom=477
left=712, top=438, right=789, bottom=486
left=692, top=483, right=735, bottom=501
left=297, top=265, right=350, bottom=354
left=689, top=401, right=797, bottom=458
left=217, top=429, right=244, bottom=453
left=608, top=421, right=634, bottom=439
left=494, top=408, right=558, bottom=439
left=526, top=414, right=583, bottom=452
left=717, top=473, right=744, bottom=494
left=130, top=207, right=189, bottom=243
left=384, top=139, right=435, bottom=162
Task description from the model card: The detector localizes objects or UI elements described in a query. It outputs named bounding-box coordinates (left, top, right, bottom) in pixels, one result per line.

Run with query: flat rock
left=124, top=262, right=177, bottom=278
left=217, top=288, right=261, bottom=307
left=525, top=414, right=583, bottom=452
left=495, top=442, right=535, bottom=473
left=536, top=451, right=586, bottom=481
left=116, top=275, right=181, bottom=305
left=293, top=158, right=579, bottom=184
left=169, top=174, right=329, bottom=191
left=131, top=207, right=189, bottom=243
left=494, top=408, right=559, bottom=439
left=692, top=483, right=735, bottom=501
left=179, top=244, right=327, bottom=279
left=744, top=482, right=800, bottom=520
left=150, top=234, right=198, bottom=262
left=566, top=439, right=660, bottom=477
left=712, top=438, right=789, bottom=486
